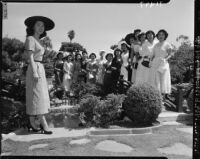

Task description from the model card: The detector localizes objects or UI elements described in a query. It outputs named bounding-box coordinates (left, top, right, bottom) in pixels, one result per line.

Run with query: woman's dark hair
left=75, top=53, right=82, bottom=61
left=82, top=50, right=88, bottom=55
left=56, top=52, right=63, bottom=59
left=156, top=29, right=168, bottom=40
left=26, top=27, right=47, bottom=39
left=105, top=53, right=113, bottom=60
left=138, top=32, right=146, bottom=42
left=89, top=53, right=96, bottom=59
left=145, top=30, right=156, bottom=39
left=114, top=48, right=122, bottom=57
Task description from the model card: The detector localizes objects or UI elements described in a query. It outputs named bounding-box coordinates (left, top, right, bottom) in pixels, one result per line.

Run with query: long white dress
left=135, top=40, right=157, bottom=85
left=131, top=44, right=140, bottom=83
left=63, top=61, right=73, bottom=91
left=25, top=36, right=50, bottom=115
left=120, top=51, right=129, bottom=81
left=149, top=41, right=172, bottom=94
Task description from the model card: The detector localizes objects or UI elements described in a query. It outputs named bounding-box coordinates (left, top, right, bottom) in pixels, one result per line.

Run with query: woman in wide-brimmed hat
left=24, top=16, right=54, bottom=134
left=149, top=29, right=175, bottom=96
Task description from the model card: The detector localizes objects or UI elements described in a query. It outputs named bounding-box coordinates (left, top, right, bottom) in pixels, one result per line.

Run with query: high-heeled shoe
left=40, top=124, right=53, bottom=134
left=26, top=121, right=41, bottom=132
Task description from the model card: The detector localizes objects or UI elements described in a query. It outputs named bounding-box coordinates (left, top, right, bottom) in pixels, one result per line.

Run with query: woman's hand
left=33, top=73, right=40, bottom=82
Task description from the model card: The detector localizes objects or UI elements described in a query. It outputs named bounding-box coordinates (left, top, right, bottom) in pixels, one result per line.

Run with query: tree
left=41, top=36, right=53, bottom=50
left=59, top=42, right=85, bottom=53
left=68, top=30, right=75, bottom=43
left=169, top=35, right=194, bottom=84
left=2, top=37, right=25, bottom=59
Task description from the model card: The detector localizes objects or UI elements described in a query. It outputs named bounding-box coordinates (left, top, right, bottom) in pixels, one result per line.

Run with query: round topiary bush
left=123, top=83, right=162, bottom=126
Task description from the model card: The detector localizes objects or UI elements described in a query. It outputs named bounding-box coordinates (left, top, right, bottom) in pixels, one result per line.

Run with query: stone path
left=95, top=140, right=134, bottom=153
left=69, top=138, right=91, bottom=145
left=28, top=144, right=48, bottom=151
left=176, top=128, right=193, bottom=134
left=157, top=143, right=192, bottom=157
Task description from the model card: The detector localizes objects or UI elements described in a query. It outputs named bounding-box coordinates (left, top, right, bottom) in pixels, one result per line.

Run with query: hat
left=24, top=16, right=55, bottom=31
left=89, top=53, right=96, bottom=58
left=105, top=53, right=113, bottom=60
left=117, top=40, right=130, bottom=50
left=125, top=33, right=135, bottom=45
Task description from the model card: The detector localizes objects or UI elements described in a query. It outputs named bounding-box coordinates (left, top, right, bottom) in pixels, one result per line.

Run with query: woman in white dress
left=135, top=30, right=157, bottom=85
left=120, top=41, right=130, bottom=81
left=135, top=32, right=146, bottom=85
left=63, top=54, right=74, bottom=94
left=96, top=50, right=106, bottom=85
left=131, top=29, right=142, bottom=84
left=149, top=29, right=174, bottom=95
left=24, top=16, right=54, bottom=134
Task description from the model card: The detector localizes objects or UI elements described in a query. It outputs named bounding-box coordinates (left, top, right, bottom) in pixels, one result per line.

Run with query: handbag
left=141, top=60, right=150, bottom=68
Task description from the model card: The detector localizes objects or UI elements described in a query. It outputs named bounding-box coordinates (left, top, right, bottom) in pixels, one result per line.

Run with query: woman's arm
left=28, top=50, right=39, bottom=79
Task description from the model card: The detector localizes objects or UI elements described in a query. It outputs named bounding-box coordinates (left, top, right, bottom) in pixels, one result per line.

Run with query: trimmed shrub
left=78, top=94, right=125, bottom=127
left=123, top=83, right=162, bottom=126
left=78, top=95, right=101, bottom=126
left=94, top=94, right=126, bottom=127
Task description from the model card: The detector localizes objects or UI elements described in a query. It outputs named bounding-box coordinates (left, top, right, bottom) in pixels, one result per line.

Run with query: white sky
left=3, top=0, right=194, bottom=55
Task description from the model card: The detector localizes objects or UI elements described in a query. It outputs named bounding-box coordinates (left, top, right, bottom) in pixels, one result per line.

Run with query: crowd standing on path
left=53, top=29, right=175, bottom=98
left=23, top=15, right=176, bottom=135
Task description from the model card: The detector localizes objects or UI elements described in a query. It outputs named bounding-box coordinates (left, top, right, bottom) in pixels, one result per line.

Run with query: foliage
left=2, top=37, right=25, bottom=60
left=78, top=94, right=125, bottom=127
left=78, top=95, right=101, bottom=125
left=123, top=83, right=162, bottom=126
left=71, top=82, right=104, bottom=102
left=94, top=94, right=126, bottom=127
left=169, top=35, right=194, bottom=84
left=41, top=36, right=53, bottom=50
left=1, top=77, right=27, bottom=133
left=68, top=30, right=75, bottom=42
left=59, top=42, right=85, bottom=53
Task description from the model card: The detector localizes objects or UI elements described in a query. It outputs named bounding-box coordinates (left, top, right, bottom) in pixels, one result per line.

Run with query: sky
left=3, top=0, right=194, bottom=56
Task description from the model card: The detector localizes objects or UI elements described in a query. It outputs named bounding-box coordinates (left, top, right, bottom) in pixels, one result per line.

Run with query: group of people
left=23, top=15, right=175, bottom=135
left=54, top=29, right=175, bottom=96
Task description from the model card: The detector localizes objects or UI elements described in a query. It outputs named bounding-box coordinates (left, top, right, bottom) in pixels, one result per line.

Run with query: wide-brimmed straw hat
left=24, top=16, right=55, bottom=31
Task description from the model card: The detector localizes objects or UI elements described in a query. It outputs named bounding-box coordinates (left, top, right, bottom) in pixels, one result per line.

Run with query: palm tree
left=68, top=30, right=75, bottom=43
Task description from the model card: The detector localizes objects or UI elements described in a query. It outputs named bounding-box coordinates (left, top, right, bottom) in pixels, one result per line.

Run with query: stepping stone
left=28, top=144, right=48, bottom=151
left=176, top=128, right=193, bottom=134
left=95, top=140, right=133, bottom=153
left=157, top=143, right=192, bottom=157
left=69, top=138, right=91, bottom=145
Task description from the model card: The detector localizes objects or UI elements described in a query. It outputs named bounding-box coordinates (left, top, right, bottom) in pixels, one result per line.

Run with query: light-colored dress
left=96, top=59, right=106, bottom=84
left=149, top=41, right=172, bottom=94
left=87, top=61, right=98, bottom=83
left=135, top=40, right=157, bottom=85
left=25, top=36, right=50, bottom=115
left=120, top=51, right=129, bottom=81
left=63, top=61, right=73, bottom=91
left=131, top=44, right=140, bottom=83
